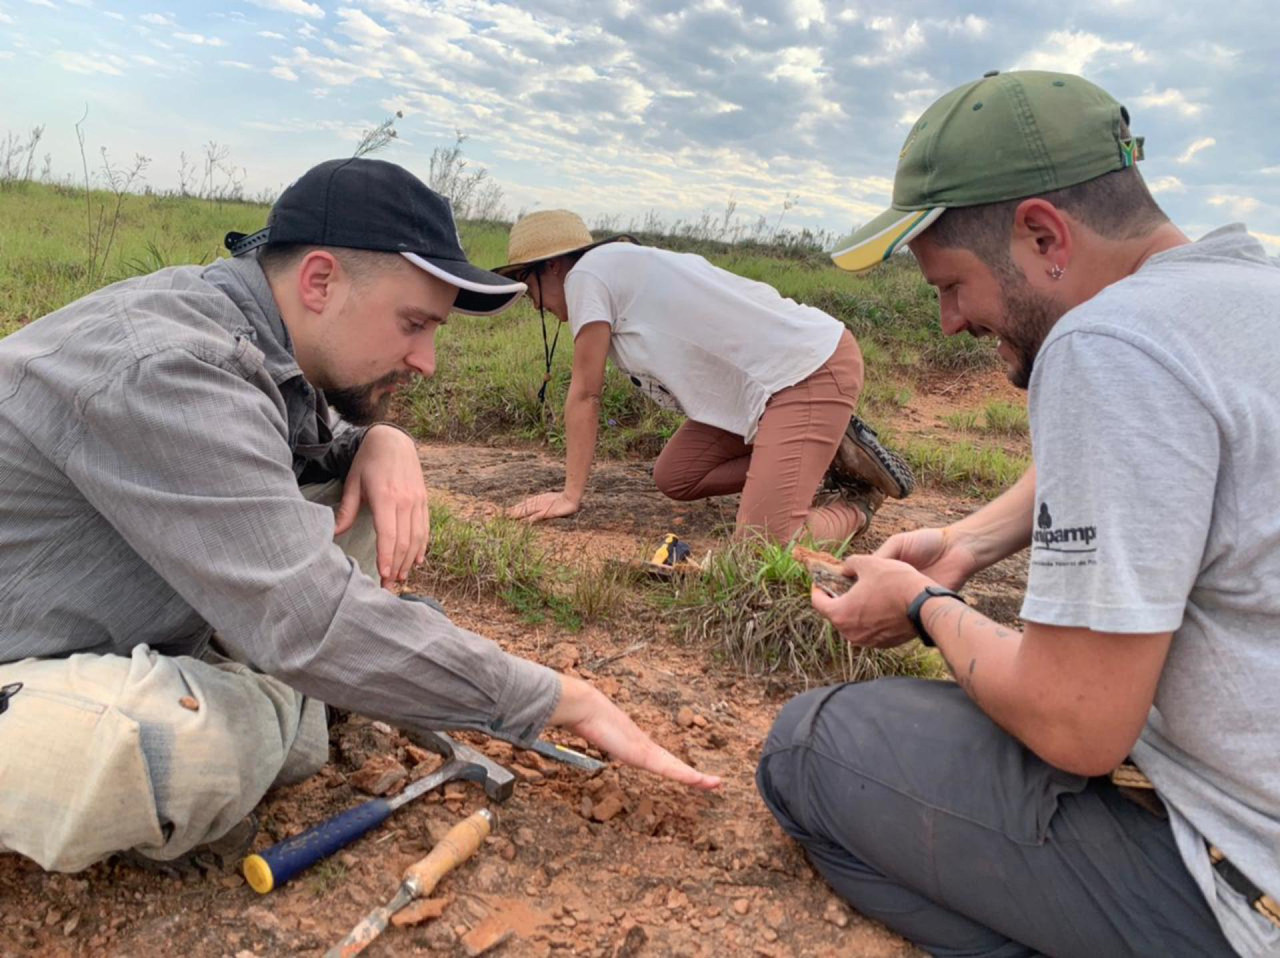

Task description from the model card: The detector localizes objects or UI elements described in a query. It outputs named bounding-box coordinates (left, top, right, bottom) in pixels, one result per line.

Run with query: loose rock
left=390, top=896, right=451, bottom=927
left=348, top=755, right=408, bottom=796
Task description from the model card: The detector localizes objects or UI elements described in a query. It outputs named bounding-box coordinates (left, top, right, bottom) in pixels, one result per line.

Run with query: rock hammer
left=243, top=730, right=514, bottom=893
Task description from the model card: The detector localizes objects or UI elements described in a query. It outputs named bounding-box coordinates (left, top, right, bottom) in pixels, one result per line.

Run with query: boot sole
left=832, top=417, right=915, bottom=499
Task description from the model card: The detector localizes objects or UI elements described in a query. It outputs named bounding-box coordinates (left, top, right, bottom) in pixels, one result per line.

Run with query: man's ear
left=296, top=250, right=342, bottom=315
left=1010, top=199, right=1072, bottom=283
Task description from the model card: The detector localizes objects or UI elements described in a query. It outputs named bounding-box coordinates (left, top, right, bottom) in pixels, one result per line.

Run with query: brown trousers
left=652, top=330, right=865, bottom=543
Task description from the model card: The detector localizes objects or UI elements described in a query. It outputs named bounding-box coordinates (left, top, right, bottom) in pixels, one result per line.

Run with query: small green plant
left=306, top=859, right=348, bottom=896
left=423, top=502, right=549, bottom=600
left=892, top=436, right=1029, bottom=495
left=981, top=400, right=1029, bottom=436
left=421, top=503, right=626, bottom=630
left=941, top=409, right=982, bottom=431
left=942, top=401, right=1027, bottom=438
left=670, top=537, right=939, bottom=686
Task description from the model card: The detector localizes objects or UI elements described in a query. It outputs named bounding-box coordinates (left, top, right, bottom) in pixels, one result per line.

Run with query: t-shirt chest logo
left=1031, top=502, right=1099, bottom=553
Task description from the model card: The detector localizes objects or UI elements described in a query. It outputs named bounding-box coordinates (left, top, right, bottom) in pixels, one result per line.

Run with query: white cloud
left=1015, top=29, right=1147, bottom=73
left=51, top=49, right=122, bottom=74
left=131, top=53, right=161, bottom=66
left=1262, top=166, right=1280, bottom=176
left=25, top=0, right=55, bottom=7
left=248, top=0, right=324, bottom=19
left=174, top=32, right=225, bottom=46
left=1146, top=175, right=1185, bottom=194
left=790, top=0, right=824, bottom=30
left=336, top=7, right=391, bottom=44
left=140, top=12, right=172, bottom=25
left=768, top=45, right=825, bottom=89
left=103, top=9, right=122, bottom=18
left=270, top=63, right=298, bottom=80
left=1250, top=229, right=1280, bottom=255
left=257, top=30, right=285, bottom=39
left=1208, top=194, right=1259, bottom=218
left=273, top=44, right=382, bottom=84
left=0, top=50, right=11, bottom=58
left=1176, top=136, right=1215, bottom=164
left=854, top=18, right=925, bottom=67
left=0, top=11, right=12, bottom=22
left=932, top=14, right=988, bottom=37
left=219, top=59, right=254, bottom=69
left=1134, top=87, right=1203, bottom=118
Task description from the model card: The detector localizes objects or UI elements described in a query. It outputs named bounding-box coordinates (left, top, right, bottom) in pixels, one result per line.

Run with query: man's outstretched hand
left=549, top=675, right=721, bottom=790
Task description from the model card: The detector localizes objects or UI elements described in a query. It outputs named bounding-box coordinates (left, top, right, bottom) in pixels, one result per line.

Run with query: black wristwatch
left=906, top=585, right=965, bottom=648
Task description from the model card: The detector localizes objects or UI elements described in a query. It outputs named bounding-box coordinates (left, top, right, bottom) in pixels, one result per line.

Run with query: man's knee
left=756, top=686, right=833, bottom=830
left=757, top=679, right=953, bottom=816
left=0, top=648, right=321, bottom=871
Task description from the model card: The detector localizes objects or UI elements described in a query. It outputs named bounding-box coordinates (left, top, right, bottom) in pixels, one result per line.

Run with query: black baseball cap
left=225, top=157, right=526, bottom=315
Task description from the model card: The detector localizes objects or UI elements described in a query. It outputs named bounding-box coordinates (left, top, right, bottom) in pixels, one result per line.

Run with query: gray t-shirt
left=1024, top=225, right=1280, bottom=957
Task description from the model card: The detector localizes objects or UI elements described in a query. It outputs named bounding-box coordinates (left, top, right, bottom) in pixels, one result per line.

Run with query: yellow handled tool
left=325, top=807, right=494, bottom=958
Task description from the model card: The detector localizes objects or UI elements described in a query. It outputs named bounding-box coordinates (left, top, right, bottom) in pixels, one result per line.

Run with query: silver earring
left=1049, top=264, right=1065, bottom=280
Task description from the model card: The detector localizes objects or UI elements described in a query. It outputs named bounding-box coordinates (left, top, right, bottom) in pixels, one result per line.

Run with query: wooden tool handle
left=405, top=808, right=493, bottom=897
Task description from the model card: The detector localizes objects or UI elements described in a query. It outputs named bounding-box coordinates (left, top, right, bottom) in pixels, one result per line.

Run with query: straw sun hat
left=495, top=210, right=632, bottom=277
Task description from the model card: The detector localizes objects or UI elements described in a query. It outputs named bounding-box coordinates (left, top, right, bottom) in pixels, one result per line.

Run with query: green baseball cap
left=832, top=70, right=1144, bottom=273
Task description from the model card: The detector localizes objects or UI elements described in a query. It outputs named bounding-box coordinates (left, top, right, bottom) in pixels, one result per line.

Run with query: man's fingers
left=413, top=501, right=429, bottom=566
left=810, top=585, right=839, bottom=618
left=372, top=504, right=398, bottom=586
left=644, top=745, right=721, bottom=790
left=333, top=475, right=363, bottom=535
left=393, top=501, right=414, bottom=582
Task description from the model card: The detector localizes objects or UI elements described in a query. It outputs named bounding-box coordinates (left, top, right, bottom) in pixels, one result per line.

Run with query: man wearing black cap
left=0, top=158, right=718, bottom=875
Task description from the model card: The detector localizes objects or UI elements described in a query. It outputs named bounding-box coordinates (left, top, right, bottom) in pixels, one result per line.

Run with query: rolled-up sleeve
left=63, top=347, right=561, bottom=744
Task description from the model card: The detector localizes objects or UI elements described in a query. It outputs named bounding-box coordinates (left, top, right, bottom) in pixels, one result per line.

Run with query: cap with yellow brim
left=830, top=70, right=1143, bottom=274
left=831, top=207, right=944, bottom=273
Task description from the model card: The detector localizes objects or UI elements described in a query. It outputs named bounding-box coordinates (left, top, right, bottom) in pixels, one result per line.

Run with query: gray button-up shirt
left=0, top=255, right=559, bottom=743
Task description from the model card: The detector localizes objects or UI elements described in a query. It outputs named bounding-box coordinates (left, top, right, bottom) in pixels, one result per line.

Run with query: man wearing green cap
left=757, top=71, right=1279, bottom=956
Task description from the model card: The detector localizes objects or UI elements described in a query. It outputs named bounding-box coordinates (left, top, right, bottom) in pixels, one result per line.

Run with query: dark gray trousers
left=756, top=678, right=1235, bottom=957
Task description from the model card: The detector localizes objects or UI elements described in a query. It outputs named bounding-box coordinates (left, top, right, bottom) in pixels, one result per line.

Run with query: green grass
left=0, top=182, right=268, bottom=335
left=668, top=537, right=942, bottom=685
left=422, top=501, right=627, bottom=631
left=890, top=435, right=1030, bottom=496
left=943, top=399, right=1029, bottom=437
left=2, top=182, right=1022, bottom=502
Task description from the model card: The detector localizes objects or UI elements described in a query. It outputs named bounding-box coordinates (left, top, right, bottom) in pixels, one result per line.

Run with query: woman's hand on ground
left=507, top=491, right=581, bottom=522
left=549, top=675, right=721, bottom=790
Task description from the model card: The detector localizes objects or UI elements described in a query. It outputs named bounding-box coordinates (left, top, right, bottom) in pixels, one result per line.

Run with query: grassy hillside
left=0, top=182, right=1022, bottom=494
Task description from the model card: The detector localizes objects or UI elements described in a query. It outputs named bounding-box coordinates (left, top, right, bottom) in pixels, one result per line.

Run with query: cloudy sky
left=3, top=0, right=1278, bottom=251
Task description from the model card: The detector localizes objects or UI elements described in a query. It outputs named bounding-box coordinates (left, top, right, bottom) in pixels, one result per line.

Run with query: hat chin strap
left=535, top=271, right=562, bottom=406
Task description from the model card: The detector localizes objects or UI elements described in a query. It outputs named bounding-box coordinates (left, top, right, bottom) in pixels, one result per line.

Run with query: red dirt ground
left=0, top=373, right=1029, bottom=958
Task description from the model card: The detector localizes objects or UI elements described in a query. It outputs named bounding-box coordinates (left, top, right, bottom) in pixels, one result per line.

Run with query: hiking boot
left=830, top=415, right=914, bottom=499
left=114, top=812, right=259, bottom=877
left=813, top=477, right=886, bottom=540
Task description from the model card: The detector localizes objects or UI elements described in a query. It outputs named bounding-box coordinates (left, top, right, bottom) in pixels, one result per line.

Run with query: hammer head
left=408, top=730, right=516, bottom=803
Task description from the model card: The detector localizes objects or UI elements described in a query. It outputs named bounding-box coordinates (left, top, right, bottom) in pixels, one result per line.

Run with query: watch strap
left=906, top=585, right=965, bottom=647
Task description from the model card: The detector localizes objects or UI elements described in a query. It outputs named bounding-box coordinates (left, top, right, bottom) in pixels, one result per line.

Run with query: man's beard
left=325, top=371, right=412, bottom=426
left=996, top=278, right=1065, bottom=390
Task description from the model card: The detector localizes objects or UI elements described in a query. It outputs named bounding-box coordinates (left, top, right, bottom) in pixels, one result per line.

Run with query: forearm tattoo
left=922, top=599, right=1021, bottom=705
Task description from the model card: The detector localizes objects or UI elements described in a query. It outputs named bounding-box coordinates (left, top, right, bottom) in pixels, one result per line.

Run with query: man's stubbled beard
left=995, top=273, right=1066, bottom=390
left=325, top=371, right=413, bottom=425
